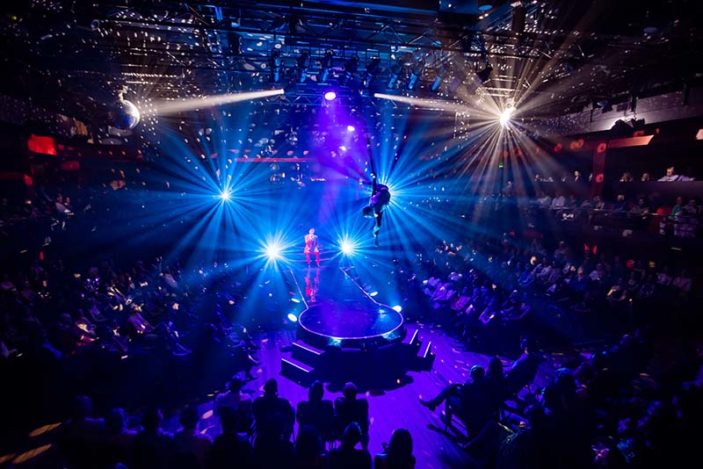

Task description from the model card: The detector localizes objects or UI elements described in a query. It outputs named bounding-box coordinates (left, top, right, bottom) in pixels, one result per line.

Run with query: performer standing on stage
left=304, top=228, right=320, bottom=266
left=362, top=173, right=391, bottom=245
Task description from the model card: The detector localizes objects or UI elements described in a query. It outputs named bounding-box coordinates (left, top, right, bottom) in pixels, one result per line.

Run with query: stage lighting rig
left=270, top=49, right=282, bottom=83
left=387, top=62, right=402, bottom=89
left=342, top=55, right=359, bottom=86
left=431, top=66, right=447, bottom=93
left=296, top=51, right=310, bottom=83
left=363, top=57, right=381, bottom=88
left=407, top=60, right=424, bottom=91
left=319, top=50, right=334, bottom=83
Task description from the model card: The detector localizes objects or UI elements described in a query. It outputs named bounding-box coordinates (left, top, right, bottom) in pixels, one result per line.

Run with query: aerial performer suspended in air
left=363, top=173, right=391, bottom=246
left=362, top=134, right=392, bottom=245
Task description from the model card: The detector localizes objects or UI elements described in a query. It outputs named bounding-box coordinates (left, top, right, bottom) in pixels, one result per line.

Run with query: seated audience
left=374, top=428, right=415, bottom=469
left=208, top=406, right=253, bottom=469
left=334, top=382, right=369, bottom=448
left=296, top=380, right=335, bottom=442
left=173, top=405, right=212, bottom=469
left=215, top=376, right=253, bottom=434
left=329, top=423, right=372, bottom=469
left=252, top=378, right=295, bottom=443
left=294, top=424, right=327, bottom=469
left=132, top=407, right=174, bottom=469
left=104, top=407, right=137, bottom=467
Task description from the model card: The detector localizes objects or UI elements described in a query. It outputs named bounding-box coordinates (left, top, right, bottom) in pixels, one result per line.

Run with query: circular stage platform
left=298, top=298, right=405, bottom=348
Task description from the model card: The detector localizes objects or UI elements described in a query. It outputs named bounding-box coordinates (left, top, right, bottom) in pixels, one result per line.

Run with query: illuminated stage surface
left=282, top=262, right=431, bottom=387
left=295, top=265, right=405, bottom=348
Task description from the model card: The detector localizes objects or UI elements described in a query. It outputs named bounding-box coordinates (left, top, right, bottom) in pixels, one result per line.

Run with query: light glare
left=499, top=106, right=515, bottom=127
left=340, top=239, right=356, bottom=255
left=150, top=89, right=284, bottom=115
left=219, top=189, right=231, bottom=201
left=265, top=241, right=282, bottom=260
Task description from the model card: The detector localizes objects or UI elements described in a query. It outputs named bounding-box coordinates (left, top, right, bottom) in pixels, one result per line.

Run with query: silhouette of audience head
left=470, top=364, right=485, bottom=382
left=309, top=380, right=324, bottom=402
left=342, top=382, right=358, bottom=400
left=264, top=378, right=278, bottom=397
left=228, top=377, right=244, bottom=393
left=341, top=422, right=363, bottom=449
left=387, top=428, right=414, bottom=466
left=487, top=356, right=504, bottom=378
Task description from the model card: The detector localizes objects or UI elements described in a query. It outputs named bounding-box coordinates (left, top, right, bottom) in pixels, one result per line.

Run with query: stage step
left=403, top=327, right=422, bottom=348
left=281, top=356, right=316, bottom=385
left=418, top=340, right=436, bottom=371
left=291, top=340, right=324, bottom=365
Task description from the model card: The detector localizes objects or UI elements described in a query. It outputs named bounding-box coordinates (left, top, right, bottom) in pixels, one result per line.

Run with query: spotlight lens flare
left=287, top=313, right=298, bottom=322
left=340, top=239, right=356, bottom=256
left=265, top=241, right=282, bottom=261
left=392, top=305, right=403, bottom=313
left=499, top=106, right=515, bottom=127
left=346, top=125, right=356, bottom=132
left=324, top=91, right=337, bottom=101
left=219, top=189, right=232, bottom=202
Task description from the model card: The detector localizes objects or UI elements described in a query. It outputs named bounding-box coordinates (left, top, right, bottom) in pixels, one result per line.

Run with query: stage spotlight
left=320, top=50, right=333, bottom=83
left=265, top=241, right=282, bottom=261
left=341, top=55, right=359, bottom=86
left=363, top=57, right=381, bottom=88
left=346, top=125, right=355, bottom=132
left=270, top=49, right=282, bottom=83
left=324, top=90, right=337, bottom=101
left=499, top=105, right=515, bottom=127
left=431, top=67, right=446, bottom=93
left=287, top=313, right=298, bottom=322
left=369, top=291, right=379, bottom=297
left=340, top=239, right=356, bottom=256
left=407, top=61, right=424, bottom=90
left=296, top=51, right=310, bottom=83
left=392, top=305, right=403, bottom=313
left=387, top=62, right=402, bottom=89
left=219, top=188, right=232, bottom=202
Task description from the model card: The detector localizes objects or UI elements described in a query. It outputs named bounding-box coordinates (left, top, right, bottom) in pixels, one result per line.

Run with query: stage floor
left=291, top=263, right=405, bottom=347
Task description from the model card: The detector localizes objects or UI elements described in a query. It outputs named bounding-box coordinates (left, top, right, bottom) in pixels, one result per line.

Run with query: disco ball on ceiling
left=110, top=99, right=141, bottom=130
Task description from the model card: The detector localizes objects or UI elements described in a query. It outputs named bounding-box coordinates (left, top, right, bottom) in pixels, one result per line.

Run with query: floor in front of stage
left=219, top=323, right=555, bottom=469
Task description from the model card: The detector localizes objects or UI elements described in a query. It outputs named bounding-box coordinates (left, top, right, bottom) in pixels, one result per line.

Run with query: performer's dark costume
left=363, top=175, right=391, bottom=245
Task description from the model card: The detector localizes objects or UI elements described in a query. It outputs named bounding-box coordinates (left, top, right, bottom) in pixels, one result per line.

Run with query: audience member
left=297, top=380, right=335, bottom=442
left=334, top=382, right=369, bottom=448
left=329, top=423, right=372, bottom=469
left=173, top=405, right=212, bottom=469
left=374, top=428, right=415, bottom=469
